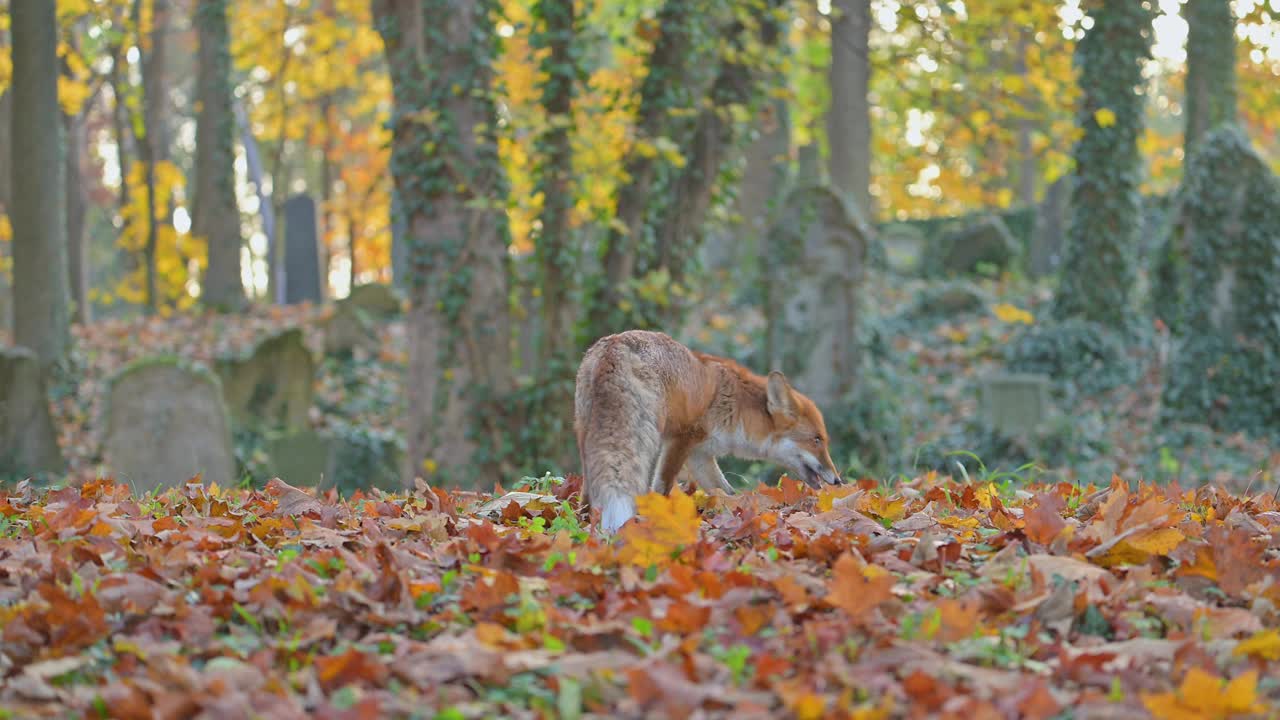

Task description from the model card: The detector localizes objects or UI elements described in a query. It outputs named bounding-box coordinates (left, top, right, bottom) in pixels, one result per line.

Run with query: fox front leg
left=683, top=450, right=735, bottom=496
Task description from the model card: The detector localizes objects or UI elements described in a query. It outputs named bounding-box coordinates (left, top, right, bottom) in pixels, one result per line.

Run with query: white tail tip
left=600, top=495, right=636, bottom=534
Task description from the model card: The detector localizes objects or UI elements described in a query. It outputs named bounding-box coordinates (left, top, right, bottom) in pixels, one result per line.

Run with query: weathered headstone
left=765, top=183, right=871, bottom=406
left=283, top=194, right=322, bottom=304
left=879, top=223, right=927, bottom=275
left=1162, top=125, right=1280, bottom=431
left=265, top=427, right=402, bottom=494
left=978, top=373, right=1053, bottom=436
left=103, top=359, right=235, bottom=493
left=266, top=430, right=334, bottom=487
left=0, top=347, right=63, bottom=479
left=1030, top=176, right=1071, bottom=277
left=322, top=302, right=379, bottom=357
left=937, top=213, right=1021, bottom=276
left=345, top=283, right=403, bottom=320
left=903, top=280, right=992, bottom=321
left=328, top=429, right=403, bottom=494
left=217, top=328, right=314, bottom=432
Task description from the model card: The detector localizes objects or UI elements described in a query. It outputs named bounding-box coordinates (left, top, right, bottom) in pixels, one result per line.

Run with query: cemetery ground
left=3, top=275, right=1280, bottom=718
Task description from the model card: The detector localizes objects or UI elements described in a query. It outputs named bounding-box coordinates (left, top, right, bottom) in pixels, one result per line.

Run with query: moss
left=1160, top=125, right=1280, bottom=436
left=1051, top=0, right=1154, bottom=331
left=1004, top=319, right=1135, bottom=399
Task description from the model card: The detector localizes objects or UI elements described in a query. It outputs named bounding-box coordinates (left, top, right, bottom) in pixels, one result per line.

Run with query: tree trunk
left=1184, top=0, right=1237, bottom=155
left=0, top=90, right=13, bottom=334
left=194, top=0, right=246, bottom=311
left=347, top=212, right=358, bottom=291
left=374, top=0, right=513, bottom=486
left=319, top=96, right=334, bottom=298
left=65, top=112, right=90, bottom=324
left=532, top=0, right=577, bottom=368
left=588, top=0, right=711, bottom=339
left=10, top=0, right=71, bottom=366
left=826, top=0, right=873, bottom=220
left=1051, top=0, right=1154, bottom=330
left=108, top=46, right=133, bottom=216
left=1013, top=31, right=1038, bottom=207
left=136, top=0, right=171, bottom=314
left=655, top=0, right=785, bottom=291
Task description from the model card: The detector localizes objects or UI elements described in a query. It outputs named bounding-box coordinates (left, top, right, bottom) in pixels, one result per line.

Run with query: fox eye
left=813, top=435, right=823, bottom=445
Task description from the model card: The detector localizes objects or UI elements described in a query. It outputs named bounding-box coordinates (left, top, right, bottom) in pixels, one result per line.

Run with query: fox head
left=763, top=371, right=844, bottom=489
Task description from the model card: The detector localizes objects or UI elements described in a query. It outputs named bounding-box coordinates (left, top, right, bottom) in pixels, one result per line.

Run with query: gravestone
left=937, top=213, right=1021, bottom=276
left=266, top=430, right=334, bottom=487
left=345, top=283, right=403, bottom=320
left=903, top=280, right=992, bottom=322
left=978, top=373, right=1053, bottom=436
left=327, top=429, right=403, bottom=494
left=217, top=328, right=314, bottom=432
left=0, top=347, right=63, bottom=479
left=1162, top=126, right=1280, bottom=431
left=283, top=194, right=322, bottom=304
left=103, top=359, right=235, bottom=493
left=879, top=223, right=927, bottom=275
left=765, top=182, right=871, bottom=406
left=265, top=428, right=402, bottom=494
left=322, top=302, right=379, bottom=357
left=1030, top=176, right=1071, bottom=277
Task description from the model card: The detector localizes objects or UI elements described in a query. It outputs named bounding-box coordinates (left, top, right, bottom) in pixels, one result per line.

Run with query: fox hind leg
left=584, top=417, right=662, bottom=534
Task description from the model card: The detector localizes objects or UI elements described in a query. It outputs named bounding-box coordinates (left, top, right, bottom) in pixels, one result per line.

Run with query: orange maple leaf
left=825, top=552, right=896, bottom=623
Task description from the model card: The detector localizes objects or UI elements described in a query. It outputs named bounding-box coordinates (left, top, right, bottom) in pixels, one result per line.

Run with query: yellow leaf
left=817, top=486, right=858, bottom=513
left=1233, top=629, right=1280, bottom=661
left=1094, top=108, right=1116, bottom=128
left=1124, top=527, right=1184, bottom=556
left=617, top=487, right=700, bottom=567
left=788, top=693, right=826, bottom=720
left=58, top=77, right=92, bottom=117
left=1143, top=668, right=1265, bottom=719
left=993, top=303, right=1034, bottom=324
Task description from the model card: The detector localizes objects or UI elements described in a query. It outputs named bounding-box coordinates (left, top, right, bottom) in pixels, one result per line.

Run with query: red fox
left=574, top=330, right=843, bottom=533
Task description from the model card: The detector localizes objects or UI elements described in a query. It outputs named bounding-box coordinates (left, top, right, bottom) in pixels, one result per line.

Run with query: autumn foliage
left=1, top=471, right=1278, bottom=718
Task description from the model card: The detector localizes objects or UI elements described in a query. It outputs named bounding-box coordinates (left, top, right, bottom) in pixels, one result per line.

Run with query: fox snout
left=798, top=460, right=843, bottom=489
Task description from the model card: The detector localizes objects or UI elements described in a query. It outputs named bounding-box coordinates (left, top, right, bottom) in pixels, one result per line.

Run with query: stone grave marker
left=0, top=347, right=63, bottom=479
left=978, top=372, right=1053, bottom=436
left=284, top=193, right=322, bottom=304
left=765, top=183, right=871, bottom=407
left=345, top=283, right=403, bottom=320
left=879, top=223, right=927, bottom=275
left=937, top=213, right=1021, bottom=276
left=103, top=359, right=235, bottom=493
left=217, top=328, right=314, bottom=432
left=266, top=430, right=334, bottom=487
left=322, top=302, right=379, bottom=357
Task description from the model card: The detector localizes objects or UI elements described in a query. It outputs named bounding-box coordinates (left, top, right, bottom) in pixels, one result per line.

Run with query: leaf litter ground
left=2, top=472, right=1279, bottom=718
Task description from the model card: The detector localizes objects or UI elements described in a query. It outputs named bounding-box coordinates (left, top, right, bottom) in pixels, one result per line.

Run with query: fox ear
left=766, top=371, right=795, bottom=418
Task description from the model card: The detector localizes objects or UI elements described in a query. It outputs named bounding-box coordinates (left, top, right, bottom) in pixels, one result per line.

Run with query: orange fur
left=574, top=330, right=842, bottom=533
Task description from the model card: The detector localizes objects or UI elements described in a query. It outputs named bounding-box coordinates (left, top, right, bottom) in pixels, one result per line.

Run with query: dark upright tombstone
left=284, top=193, right=322, bottom=304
